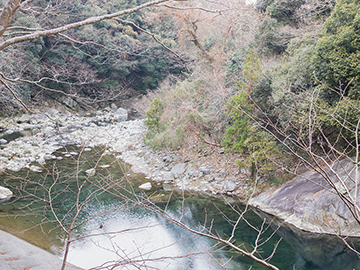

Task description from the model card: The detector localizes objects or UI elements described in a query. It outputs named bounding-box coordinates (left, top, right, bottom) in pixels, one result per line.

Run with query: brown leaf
left=5, top=257, right=20, bottom=261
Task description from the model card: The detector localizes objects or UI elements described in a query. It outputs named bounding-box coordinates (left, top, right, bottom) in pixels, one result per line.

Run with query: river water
left=0, top=145, right=359, bottom=270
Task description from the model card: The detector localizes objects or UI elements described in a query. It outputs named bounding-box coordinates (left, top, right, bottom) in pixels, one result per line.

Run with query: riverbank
left=2, top=108, right=360, bottom=270
left=2, top=108, right=360, bottom=239
left=249, top=159, right=360, bottom=237
left=0, top=229, right=82, bottom=270
left=0, top=108, right=253, bottom=200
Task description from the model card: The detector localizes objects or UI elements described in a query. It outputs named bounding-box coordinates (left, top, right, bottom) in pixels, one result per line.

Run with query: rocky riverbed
left=0, top=108, right=250, bottom=198
left=2, top=107, right=360, bottom=247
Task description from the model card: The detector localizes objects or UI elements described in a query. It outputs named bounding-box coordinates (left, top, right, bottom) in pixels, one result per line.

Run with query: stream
left=1, top=145, right=357, bottom=270
left=0, top=111, right=359, bottom=269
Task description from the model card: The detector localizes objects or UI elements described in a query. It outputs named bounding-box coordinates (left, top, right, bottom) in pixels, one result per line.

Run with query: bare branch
left=0, top=75, right=32, bottom=113
left=114, top=18, right=191, bottom=73
left=0, top=0, right=172, bottom=51
left=0, top=0, right=21, bottom=38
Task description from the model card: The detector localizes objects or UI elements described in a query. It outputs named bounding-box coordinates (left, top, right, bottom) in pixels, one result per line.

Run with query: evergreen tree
left=313, top=0, right=360, bottom=103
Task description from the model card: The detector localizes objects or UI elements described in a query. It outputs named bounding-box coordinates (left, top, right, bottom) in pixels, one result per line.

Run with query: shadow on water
left=252, top=208, right=360, bottom=270
left=0, top=145, right=359, bottom=269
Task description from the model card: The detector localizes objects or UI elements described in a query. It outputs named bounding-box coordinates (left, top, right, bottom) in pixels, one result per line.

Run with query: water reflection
left=67, top=208, right=238, bottom=270
left=279, top=224, right=360, bottom=270
left=1, top=145, right=358, bottom=269
left=253, top=209, right=360, bottom=270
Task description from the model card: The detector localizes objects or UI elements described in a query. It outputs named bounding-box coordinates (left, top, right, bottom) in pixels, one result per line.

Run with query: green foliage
left=255, top=16, right=292, bottom=55
left=225, top=48, right=249, bottom=88
left=145, top=98, right=164, bottom=133
left=256, top=0, right=274, bottom=13
left=243, top=51, right=262, bottom=89
left=222, top=97, right=250, bottom=152
left=143, top=79, right=197, bottom=150
left=3, top=0, right=185, bottom=110
left=252, top=75, right=273, bottom=112
left=143, top=69, right=228, bottom=151
left=271, top=36, right=317, bottom=98
left=145, top=125, right=186, bottom=150
left=318, top=97, right=360, bottom=146
left=256, top=0, right=305, bottom=25
left=222, top=51, right=260, bottom=153
left=223, top=50, right=283, bottom=176
left=242, top=125, right=282, bottom=175
left=144, top=98, right=183, bottom=150
left=267, top=0, right=305, bottom=25
left=313, top=0, right=360, bottom=103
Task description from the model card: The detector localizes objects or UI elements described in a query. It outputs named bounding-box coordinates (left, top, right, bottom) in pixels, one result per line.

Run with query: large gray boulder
left=249, top=159, right=360, bottom=236
left=171, top=163, right=186, bottom=177
left=224, top=180, right=237, bottom=192
left=113, top=108, right=128, bottom=122
left=17, top=114, right=31, bottom=123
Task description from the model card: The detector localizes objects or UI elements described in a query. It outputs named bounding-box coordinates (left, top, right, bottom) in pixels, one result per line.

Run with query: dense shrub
left=313, top=0, right=360, bottom=103
left=256, top=0, right=305, bottom=25
left=255, top=16, right=292, bottom=55
left=271, top=36, right=317, bottom=100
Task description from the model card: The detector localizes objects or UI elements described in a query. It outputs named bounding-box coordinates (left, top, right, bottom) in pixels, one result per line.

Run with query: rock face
left=254, top=208, right=360, bottom=270
left=249, top=159, right=360, bottom=236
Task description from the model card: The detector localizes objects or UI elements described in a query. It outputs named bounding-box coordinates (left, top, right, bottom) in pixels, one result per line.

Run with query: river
left=0, top=111, right=359, bottom=269
left=2, top=144, right=357, bottom=270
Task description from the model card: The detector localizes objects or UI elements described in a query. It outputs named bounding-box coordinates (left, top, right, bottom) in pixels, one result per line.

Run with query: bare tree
left=0, top=0, right=170, bottom=50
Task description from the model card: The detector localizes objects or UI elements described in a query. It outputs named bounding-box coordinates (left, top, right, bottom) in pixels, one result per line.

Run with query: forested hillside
left=1, top=0, right=360, bottom=182
left=0, top=0, right=186, bottom=112
left=3, top=1, right=360, bottom=268
left=141, top=0, right=355, bottom=181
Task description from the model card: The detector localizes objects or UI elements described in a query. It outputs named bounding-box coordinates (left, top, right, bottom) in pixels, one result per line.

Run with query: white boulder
left=139, top=182, right=152, bottom=191
left=86, top=168, right=96, bottom=176
left=29, top=165, right=43, bottom=172
left=0, top=186, right=12, bottom=200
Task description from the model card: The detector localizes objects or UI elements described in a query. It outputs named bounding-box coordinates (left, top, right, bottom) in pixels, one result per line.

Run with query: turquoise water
left=0, top=145, right=359, bottom=269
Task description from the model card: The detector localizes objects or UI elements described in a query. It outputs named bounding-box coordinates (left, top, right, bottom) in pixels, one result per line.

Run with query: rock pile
left=0, top=108, right=132, bottom=172
left=0, top=108, right=249, bottom=198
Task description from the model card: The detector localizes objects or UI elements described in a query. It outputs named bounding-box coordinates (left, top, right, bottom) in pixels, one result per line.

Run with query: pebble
left=86, top=168, right=96, bottom=176
left=139, top=182, right=152, bottom=190
left=0, top=138, right=7, bottom=144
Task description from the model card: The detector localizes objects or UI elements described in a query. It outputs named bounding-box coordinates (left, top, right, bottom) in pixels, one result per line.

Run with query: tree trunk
left=0, top=0, right=21, bottom=38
